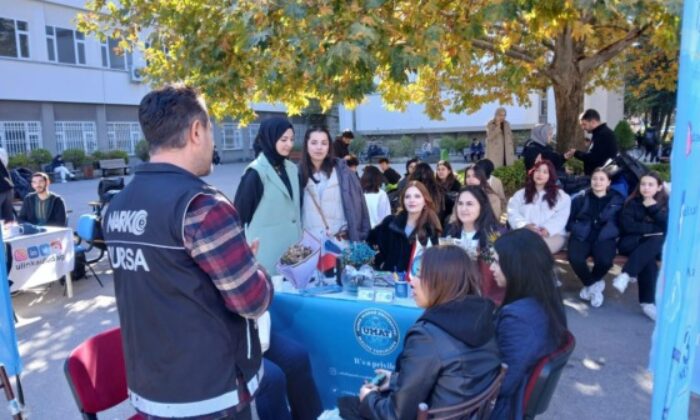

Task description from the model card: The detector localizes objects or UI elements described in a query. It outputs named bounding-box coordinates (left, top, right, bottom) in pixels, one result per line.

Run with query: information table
left=270, top=286, right=422, bottom=408
left=6, top=226, right=75, bottom=298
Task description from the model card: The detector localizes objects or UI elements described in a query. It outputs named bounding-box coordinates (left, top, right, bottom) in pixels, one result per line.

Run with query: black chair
left=523, top=330, right=576, bottom=419
left=417, top=363, right=508, bottom=420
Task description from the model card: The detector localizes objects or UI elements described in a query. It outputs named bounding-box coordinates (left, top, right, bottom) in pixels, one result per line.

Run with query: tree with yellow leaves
left=79, top=0, right=679, bottom=151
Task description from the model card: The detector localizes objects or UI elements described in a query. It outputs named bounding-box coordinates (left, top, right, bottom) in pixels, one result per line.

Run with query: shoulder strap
left=306, top=185, right=330, bottom=231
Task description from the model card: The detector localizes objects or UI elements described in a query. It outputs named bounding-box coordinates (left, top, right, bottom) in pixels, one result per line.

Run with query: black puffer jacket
left=566, top=189, right=624, bottom=242
left=367, top=212, right=439, bottom=272
left=360, top=297, right=502, bottom=420
left=618, top=196, right=668, bottom=254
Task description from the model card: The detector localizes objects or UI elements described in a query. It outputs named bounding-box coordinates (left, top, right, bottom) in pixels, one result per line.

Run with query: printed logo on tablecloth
left=353, top=308, right=400, bottom=356
left=13, top=240, right=65, bottom=264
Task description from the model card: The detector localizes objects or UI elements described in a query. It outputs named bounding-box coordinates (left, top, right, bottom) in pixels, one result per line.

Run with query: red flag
left=317, top=253, right=337, bottom=272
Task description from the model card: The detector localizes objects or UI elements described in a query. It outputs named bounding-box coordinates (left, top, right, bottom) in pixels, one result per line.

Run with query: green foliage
left=91, top=150, right=107, bottom=161
left=614, top=120, right=636, bottom=151
left=396, top=136, right=415, bottom=157
left=349, top=136, right=366, bottom=155
left=646, top=163, right=671, bottom=181
left=107, top=150, right=130, bottom=163
left=438, top=136, right=455, bottom=153
left=564, top=158, right=584, bottom=176
left=30, top=148, right=52, bottom=166
left=454, top=136, right=470, bottom=153
left=62, top=149, right=87, bottom=167
left=135, top=140, right=150, bottom=162
left=8, top=154, right=32, bottom=170
left=493, top=159, right=526, bottom=198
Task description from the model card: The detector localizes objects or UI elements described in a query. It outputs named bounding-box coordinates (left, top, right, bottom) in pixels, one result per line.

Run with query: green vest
left=245, top=155, right=302, bottom=274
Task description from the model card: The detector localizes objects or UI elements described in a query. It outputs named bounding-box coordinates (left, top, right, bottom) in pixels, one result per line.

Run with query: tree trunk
left=552, top=78, right=586, bottom=153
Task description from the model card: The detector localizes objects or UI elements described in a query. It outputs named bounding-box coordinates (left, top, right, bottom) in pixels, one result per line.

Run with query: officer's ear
left=188, top=118, right=208, bottom=147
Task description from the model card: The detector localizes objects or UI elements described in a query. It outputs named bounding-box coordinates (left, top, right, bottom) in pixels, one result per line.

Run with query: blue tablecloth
left=270, top=290, right=422, bottom=408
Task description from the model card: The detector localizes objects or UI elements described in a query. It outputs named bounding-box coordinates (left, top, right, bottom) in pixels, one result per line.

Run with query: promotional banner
left=0, top=229, right=23, bottom=376
left=7, top=227, right=75, bottom=292
left=270, top=292, right=421, bottom=407
left=650, top=1, right=700, bottom=417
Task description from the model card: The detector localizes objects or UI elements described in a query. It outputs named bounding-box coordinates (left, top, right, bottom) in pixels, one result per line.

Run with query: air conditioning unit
left=129, top=66, right=144, bottom=83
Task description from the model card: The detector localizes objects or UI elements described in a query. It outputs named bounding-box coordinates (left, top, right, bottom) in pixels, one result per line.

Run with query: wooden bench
left=98, top=159, right=129, bottom=177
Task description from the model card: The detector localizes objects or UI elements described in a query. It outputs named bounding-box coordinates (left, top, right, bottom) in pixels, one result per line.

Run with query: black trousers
left=567, top=237, right=617, bottom=287
left=620, top=235, right=664, bottom=304
left=0, top=189, right=14, bottom=221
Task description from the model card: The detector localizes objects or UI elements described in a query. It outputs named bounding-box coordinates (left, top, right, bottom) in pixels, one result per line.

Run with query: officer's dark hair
left=138, top=84, right=209, bottom=152
left=579, top=109, right=600, bottom=122
left=341, top=130, right=354, bottom=139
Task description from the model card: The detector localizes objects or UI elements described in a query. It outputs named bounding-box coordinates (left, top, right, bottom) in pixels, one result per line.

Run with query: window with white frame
left=46, top=26, right=86, bottom=65
left=101, top=37, right=129, bottom=70
left=539, top=91, right=548, bottom=124
left=55, top=121, right=97, bottom=153
left=0, top=121, right=42, bottom=156
left=0, top=17, right=29, bottom=58
left=248, top=123, right=260, bottom=147
left=222, top=123, right=244, bottom=150
left=107, top=122, right=142, bottom=154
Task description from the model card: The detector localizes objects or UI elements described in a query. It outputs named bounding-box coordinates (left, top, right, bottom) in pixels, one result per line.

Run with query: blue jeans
left=256, top=333, right=323, bottom=420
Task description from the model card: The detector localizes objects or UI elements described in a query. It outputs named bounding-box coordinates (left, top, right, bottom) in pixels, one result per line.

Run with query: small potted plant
left=341, top=242, right=377, bottom=294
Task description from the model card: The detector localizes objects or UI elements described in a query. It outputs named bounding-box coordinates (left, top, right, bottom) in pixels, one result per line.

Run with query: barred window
left=55, top=121, right=97, bottom=153
left=222, top=123, right=244, bottom=150
left=0, top=121, right=42, bottom=155
left=107, top=122, right=142, bottom=154
left=248, top=123, right=260, bottom=146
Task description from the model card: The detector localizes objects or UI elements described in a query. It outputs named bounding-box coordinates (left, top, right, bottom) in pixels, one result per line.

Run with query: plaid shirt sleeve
left=183, top=193, right=272, bottom=319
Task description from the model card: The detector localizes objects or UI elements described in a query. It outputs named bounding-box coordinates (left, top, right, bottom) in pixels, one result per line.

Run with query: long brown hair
left=420, top=245, right=481, bottom=307
left=299, top=126, right=335, bottom=186
left=524, top=160, right=560, bottom=208
left=400, top=181, right=443, bottom=243
left=625, top=171, right=669, bottom=208
left=436, top=160, right=456, bottom=189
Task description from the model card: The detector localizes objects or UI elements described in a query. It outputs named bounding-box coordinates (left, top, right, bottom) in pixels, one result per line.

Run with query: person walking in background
left=566, top=168, right=624, bottom=308
left=485, top=107, right=516, bottom=168
left=361, top=166, right=392, bottom=228
left=103, top=84, right=271, bottom=419
left=612, top=172, right=668, bottom=321
left=489, top=229, right=568, bottom=420
left=507, top=160, right=571, bottom=253
left=234, top=117, right=302, bottom=274
left=0, top=146, right=14, bottom=221
left=18, top=172, right=67, bottom=227
left=564, top=109, right=618, bottom=176
left=395, top=157, right=420, bottom=194
left=299, top=126, right=370, bottom=242
left=212, top=145, right=221, bottom=165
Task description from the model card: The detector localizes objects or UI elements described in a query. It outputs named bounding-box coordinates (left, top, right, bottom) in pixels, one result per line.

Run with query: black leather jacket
left=360, top=297, right=502, bottom=420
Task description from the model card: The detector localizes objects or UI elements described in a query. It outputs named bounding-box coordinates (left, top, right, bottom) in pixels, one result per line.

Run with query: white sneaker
left=589, top=280, right=605, bottom=308
left=613, top=272, right=631, bottom=294
left=579, top=286, right=591, bottom=301
left=641, top=303, right=657, bottom=321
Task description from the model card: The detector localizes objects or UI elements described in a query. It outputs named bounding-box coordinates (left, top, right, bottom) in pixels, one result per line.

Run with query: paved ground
left=11, top=162, right=700, bottom=420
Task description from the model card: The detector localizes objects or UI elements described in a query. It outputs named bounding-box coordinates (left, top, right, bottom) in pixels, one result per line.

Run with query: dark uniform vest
left=103, top=163, right=262, bottom=417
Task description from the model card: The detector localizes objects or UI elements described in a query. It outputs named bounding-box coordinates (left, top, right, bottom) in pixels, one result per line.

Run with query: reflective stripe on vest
left=129, top=364, right=264, bottom=417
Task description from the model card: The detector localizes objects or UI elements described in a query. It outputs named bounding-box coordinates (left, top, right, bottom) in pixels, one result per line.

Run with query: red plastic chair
left=522, top=330, right=576, bottom=419
left=64, top=327, right=142, bottom=419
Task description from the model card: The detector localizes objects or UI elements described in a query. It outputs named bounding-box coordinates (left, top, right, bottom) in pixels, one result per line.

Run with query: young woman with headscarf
left=522, top=123, right=566, bottom=174
left=234, top=117, right=302, bottom=274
